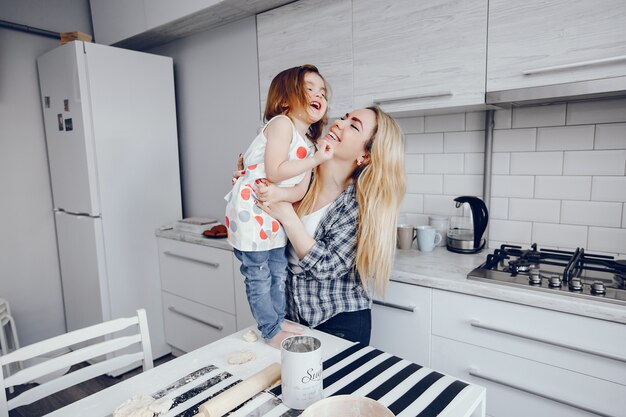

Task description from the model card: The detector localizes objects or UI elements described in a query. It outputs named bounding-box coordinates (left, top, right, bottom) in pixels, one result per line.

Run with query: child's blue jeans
left=234, top=247, right=288, bottom=340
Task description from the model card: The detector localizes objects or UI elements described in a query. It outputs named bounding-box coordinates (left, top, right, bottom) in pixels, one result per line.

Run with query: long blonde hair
left=298, top=106, right=406, bottom=296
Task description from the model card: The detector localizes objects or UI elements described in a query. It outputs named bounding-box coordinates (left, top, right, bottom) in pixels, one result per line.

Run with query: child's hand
left=313, top=139, right=334, bottom=164
left=231, top=153, right=245, bottom=184
left=253, top=178, right=284, bottom=205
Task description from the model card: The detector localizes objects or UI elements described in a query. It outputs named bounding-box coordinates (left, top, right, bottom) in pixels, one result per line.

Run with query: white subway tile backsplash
left=425, top=113, right=465, bottom=133
left=405, top=133, right=444, bottom=153
left=535, top=176, right=592, bottom=200
left=533, top=223, right=588, bottom=248
left=396, top=116, right=424, bottom=134
left=399, top=100, right=626, bottom=254
left=493, top=129, right=536, bottom=152
left=492, top=175, right=534, bottom=198
left=512, top=104, right=566, bottom=128
left=592, top=177, right=626, bottom=202
left=400, top=193, right=424, bottom=214
left=444, top=131, right=485, bottom=153
left=494, top=109, right=512, bottom=129
left=405, top=154, right=424, bottom=174
left=464, top=153, right=484, bottom=174
left=489, top=219, right=532, bottom=243
left=566, top=98, right=626, bottom=125
left=595, top=123, right=626, bottom=150
left=491, top=153, right=510, bottom=174
left=490, top=197, right=509, bottom=220
left=561, top=201, right=622, bottom=227
left=588, top=227, right=626, bottom=254
left=423, top=194, right=459, bottom=216
left=537, top=125, right=594, bottom=151
left=424, top=154, right=464, bottom=174
left=466, top=112, right=486, bottom=131
left=406, top=174, right=443, bottom=194
left=444, top=175, right=483, bottom=196
left=509, top=198, right=560, bottom=223
left=510, top=151, right=563, bottom=175
left=563, top=150, right=626, bottom=175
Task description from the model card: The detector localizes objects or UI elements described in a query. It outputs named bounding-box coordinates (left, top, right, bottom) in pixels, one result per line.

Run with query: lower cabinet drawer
left=162, top=291, right=237, bottom=353
left=432, top=336, right=625, bottom=417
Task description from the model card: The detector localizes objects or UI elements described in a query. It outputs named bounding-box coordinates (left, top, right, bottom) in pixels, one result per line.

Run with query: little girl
left=224, top=65, right=333, bottom=348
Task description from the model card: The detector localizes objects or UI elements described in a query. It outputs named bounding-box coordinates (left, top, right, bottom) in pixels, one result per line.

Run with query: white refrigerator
left=37, top=41, right=182, bottom=361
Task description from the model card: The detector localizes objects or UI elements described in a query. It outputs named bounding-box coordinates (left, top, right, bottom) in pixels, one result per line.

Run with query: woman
left=255, top=106, right=405, bottom=344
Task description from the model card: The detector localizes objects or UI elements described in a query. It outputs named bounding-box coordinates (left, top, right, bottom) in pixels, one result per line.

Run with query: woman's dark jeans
left=300, top=309, right=371, bottom=345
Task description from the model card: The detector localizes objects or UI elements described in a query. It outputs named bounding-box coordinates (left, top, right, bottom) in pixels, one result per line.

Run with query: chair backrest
left=0, top=309, right=153, bottom=416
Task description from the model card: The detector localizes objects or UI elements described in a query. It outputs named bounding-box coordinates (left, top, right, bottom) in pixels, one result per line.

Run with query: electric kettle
left=446, top=196, right=489, bottom=254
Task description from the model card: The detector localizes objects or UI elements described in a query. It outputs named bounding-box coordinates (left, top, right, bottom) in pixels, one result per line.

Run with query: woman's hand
left=255, top=200, right=297, bottom=225
left=253, top=179, right=285, bottom=205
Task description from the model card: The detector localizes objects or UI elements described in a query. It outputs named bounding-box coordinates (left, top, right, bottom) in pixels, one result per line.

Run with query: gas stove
left=467, top=243, right=626, bottom=306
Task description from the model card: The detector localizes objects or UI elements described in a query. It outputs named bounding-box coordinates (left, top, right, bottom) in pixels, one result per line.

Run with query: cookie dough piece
left=113, top=395, right=155, bottom=417
left=242, top=329, right=258, bottom=342
left=149, top=397, right=173, bottom=414
left=228, top=351, right=255, bottom=365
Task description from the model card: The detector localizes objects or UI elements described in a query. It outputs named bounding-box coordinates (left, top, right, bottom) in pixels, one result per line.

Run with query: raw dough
left=228, top=351, right=255, bottom=365
left=113, top=394, right=172, bottom=417
left=242, top=329, right=259, bottom=342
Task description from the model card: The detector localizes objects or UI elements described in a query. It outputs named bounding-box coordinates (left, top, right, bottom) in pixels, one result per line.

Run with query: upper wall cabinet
left=90, top=0, right=292, bottom=50
left=256, top=0, right=353, bottom=118
left=352, top=0, right=488, bottom=114
left=487, top=0, right=626, bottom=92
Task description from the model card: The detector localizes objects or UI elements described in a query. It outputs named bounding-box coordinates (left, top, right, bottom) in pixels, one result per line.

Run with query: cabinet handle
left=163, top=251, right=220, bottom=268
left=522, top=55, right=626, bottom=75
left=470, top=320, right=626, bottom=363
left=373, top=299, right=416, bottom=313
left=168, top=306, right=224, bottom=331
left=468, top=368, right=610, bottom=416
left=374, top=91, right=452, bottom=105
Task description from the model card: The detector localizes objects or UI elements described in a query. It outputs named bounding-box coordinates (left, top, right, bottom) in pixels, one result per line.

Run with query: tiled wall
left=397, top=98, right=626, bottom=257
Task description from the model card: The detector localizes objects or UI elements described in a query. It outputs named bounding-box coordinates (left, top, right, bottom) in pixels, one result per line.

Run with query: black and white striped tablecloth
left=153, top=343, right=472, bottom=417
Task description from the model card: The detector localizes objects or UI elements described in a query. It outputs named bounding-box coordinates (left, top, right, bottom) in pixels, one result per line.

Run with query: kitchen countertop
left=156, top=228, right=626, bottom=324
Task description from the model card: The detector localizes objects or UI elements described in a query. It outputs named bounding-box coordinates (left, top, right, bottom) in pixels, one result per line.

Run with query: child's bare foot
left=266, top=330, right=296, bottom=349
left=281, top=321, right=305, bottom=334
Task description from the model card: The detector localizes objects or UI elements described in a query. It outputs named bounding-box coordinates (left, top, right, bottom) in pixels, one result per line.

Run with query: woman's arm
left=256, top=195, right=357, bottom=280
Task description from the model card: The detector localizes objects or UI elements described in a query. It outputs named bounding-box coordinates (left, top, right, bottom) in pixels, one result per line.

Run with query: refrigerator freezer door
left=37, top=42, right=101, bottom=215
left=55, top=211, right=110, bottom=332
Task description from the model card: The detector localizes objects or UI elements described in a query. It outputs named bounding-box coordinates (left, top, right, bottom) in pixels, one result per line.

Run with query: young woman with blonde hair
left=256, top=106, right=405, bottom=344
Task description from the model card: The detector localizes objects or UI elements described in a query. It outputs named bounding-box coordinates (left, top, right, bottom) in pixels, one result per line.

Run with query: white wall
left=148, top=16, right=261, bottom=220
left=0, top=0, right=93, bottom=345
left=397, top=99, right=626, bottom=257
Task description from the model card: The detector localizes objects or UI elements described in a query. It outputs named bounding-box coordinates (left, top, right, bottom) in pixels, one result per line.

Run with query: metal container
left=281, top=335, right=323, bottom=410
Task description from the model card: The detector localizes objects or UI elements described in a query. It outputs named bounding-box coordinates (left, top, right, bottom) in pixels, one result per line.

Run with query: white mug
left=416, top=225, right=442, bottom=252
left=281, top=335, right=323, bottom=410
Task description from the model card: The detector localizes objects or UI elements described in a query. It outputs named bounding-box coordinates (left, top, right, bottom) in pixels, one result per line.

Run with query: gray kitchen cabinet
left=352, top=0, right=488, bottom=114
left=487, top=0, right=626, bottom=92
left=89, top=0, right=146, bottom=46
left=156, top=236, right=255, bottom=354
left=431, top=290, right=626, bottom=417
left=256, top=0, right=353, bottom=118
left=370, top=281, right=432, bottom=367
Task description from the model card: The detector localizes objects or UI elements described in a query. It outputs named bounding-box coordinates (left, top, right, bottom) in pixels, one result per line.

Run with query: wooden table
left=48, top=327, right=486, bottom=417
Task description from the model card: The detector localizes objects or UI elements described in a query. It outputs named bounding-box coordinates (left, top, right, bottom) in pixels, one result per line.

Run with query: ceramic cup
left=281, top=335, right=323, bottom=410
left=428, top=215, right=449, bottom=247
left=397, top=224, right=416, bottom=250
left=416, top=225, right=442, bottom=252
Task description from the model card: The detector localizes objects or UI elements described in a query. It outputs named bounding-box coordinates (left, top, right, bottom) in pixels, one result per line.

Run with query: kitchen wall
left=0, top=0, right=93, bottom=345
left=397, top=98, right=626, bottom=257
left=148, top=16, right=261, bottom=220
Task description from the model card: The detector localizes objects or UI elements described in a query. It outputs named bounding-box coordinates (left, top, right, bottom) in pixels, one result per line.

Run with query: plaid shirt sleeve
left=298, top=185, right=358, bottom=280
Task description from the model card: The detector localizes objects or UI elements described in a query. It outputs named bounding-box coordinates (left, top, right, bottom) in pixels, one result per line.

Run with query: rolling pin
left=194, top=363, right=281, bottom=417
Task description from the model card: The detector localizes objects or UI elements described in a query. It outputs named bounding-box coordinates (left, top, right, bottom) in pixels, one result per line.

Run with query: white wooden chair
left=0, top=309, right=153, bottom=417
left=0, top=298, right=21, bottom=393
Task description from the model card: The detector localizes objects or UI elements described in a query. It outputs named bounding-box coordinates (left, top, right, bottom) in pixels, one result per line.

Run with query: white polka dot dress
left=224, top=115, right=314, bottom=252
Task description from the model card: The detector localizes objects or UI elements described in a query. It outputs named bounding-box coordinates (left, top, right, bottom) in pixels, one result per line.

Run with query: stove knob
left=548, top=275, right=562, bottom=288
left=528, top=270, right=541, bottom=285
left=568, top=278, right=583, bottom=292
left=590, top=281, right=606, bottom=295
